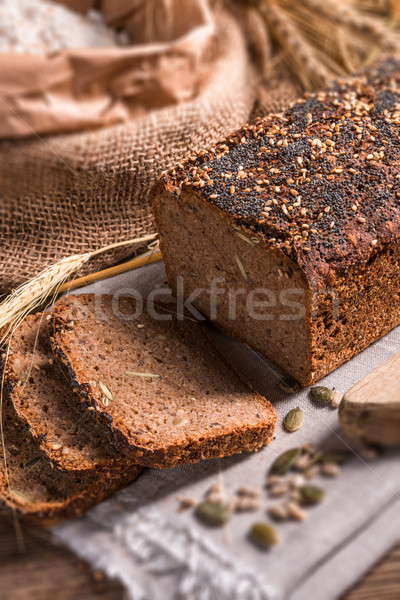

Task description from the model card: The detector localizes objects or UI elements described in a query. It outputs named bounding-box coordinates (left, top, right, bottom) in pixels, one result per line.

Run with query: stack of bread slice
left=0, top=294, right=276, bottom=526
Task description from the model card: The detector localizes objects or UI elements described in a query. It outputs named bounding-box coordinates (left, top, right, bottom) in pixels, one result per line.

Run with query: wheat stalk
left=0, top=234, right=157, bottom=344
left=232, top=0, right=396, bottom=92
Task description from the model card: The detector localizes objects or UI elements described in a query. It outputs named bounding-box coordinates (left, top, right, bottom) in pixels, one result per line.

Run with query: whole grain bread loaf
left=50, top=294, right=277, bottom=468
left=2, top=313, right=135, bottom=475
left=151, top=59, right=400, bottom=386
left=0, top=392, right=142, bottom=527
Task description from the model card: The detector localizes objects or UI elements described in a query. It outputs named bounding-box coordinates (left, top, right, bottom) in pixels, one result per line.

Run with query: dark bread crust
left=1, top=466, right=142, bottom=528
left=1, top=314, right=140, bottom=475
left=50, top=294, right=277, bottom=469
left=160, top=58, right=400, bottom=287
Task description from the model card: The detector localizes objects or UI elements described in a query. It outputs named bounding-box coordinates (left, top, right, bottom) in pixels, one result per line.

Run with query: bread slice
left=50, top=294, right=277, bottom=469
left=0, top=393, right=142, bottom=527
left=2, top=313, right=135, bottom=475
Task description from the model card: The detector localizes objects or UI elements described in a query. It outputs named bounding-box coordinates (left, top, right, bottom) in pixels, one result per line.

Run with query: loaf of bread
left=50, top=294, right=277, bottom=468
left=151, top=59, right=400, bottom=385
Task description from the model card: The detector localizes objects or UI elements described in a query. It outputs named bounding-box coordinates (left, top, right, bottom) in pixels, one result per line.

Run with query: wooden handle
left=339, top=350, right=400, bottom=446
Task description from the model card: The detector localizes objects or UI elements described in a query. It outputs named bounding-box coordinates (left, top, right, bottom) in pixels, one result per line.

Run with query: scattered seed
left=294, top=453, right=313, bottom=471
left=208, top=482, right=223, bottom=495
left=302, top=443, right=317, bottom=456
left=268, top=504, right=288, bottom=521
left=269, top=482, right=290, bottom=497
left=289, top=474, right=305, bottom=489
left=270, top=448, right=301, bottom=475
left=319, top=452, right=349, bottom=464
left=236, top=485, right=260, bottom=498
left=249, top=522, right=280, bottom=548
left=278, top=377, right=300, bottom=394
left=51, top=443, right=62, bottom=451
left=311, top=386, right=333, bottom=403
left=207, top=492, right=226, bottom=505
left=266, top=475, right=286, bottom=487
left=300, top=485, right=325, bottom=505
left=195, top=501, right=231, bottom=526
left=321, top=462, right=341, bottom=477
left=285, top=501, right=307, bottom=521
left=177, top=496, right=198, bottom=509
left=303, top=465, right=320, bottom=480
left=232, top=497, right=261, bottom=512
left=101, top=396, right=111, bottom=407
left=284, top=407, right=304, bottom=432
left=289, top=490, right=302, bottom=503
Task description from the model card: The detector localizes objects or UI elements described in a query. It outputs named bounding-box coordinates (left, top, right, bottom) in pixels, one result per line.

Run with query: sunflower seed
left=231, top=497, right=261, bottom=512
left=321, top=462, right=341, bottom=477
left=236, top=485, right=260, bottom=498
left=268, top=482, right=290, bottom=497
left=268, top=504, right=288, bottom=521
left=285, top=501, right=307, bottom=521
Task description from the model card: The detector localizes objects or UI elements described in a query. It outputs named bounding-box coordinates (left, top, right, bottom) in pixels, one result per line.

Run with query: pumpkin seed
left=195, top=501, right=231, bottom=526
left=284, top=407, right=304, bottom=432
left=319, top=451, right=349, bottom=464
left=310, top=386, right=333, bottom=403
left=300, top=485, right=325, bottom=505
left=278, top=377, right=300, bottom=394
left=249, top=522, right=280, bottom=548
left=270, top=448, right=300, bottom=475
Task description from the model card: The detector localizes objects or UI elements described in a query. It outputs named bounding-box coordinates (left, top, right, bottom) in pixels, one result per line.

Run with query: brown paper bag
left=0, top=4, right=257, bottom=292
left=0, top=0, right=214, bottom=139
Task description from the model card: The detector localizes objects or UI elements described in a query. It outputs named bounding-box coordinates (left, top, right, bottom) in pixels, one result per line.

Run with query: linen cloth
left=54, top=261, right=400, bottom=600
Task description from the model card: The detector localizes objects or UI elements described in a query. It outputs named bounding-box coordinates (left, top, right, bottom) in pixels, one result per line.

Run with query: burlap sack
left=0, top=6, right=255, bottom=293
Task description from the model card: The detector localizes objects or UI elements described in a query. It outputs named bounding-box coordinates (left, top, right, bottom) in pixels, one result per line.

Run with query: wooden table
left=1, top=511, right=399, bottom=600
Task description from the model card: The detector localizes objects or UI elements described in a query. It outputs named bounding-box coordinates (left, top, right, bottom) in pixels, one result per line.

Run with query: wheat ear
left=0, top=234, right=157, bottom=343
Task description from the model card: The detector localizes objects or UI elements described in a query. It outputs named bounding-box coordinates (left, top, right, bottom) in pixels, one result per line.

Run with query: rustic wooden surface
left=1, top=510, right=399, bottom=600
